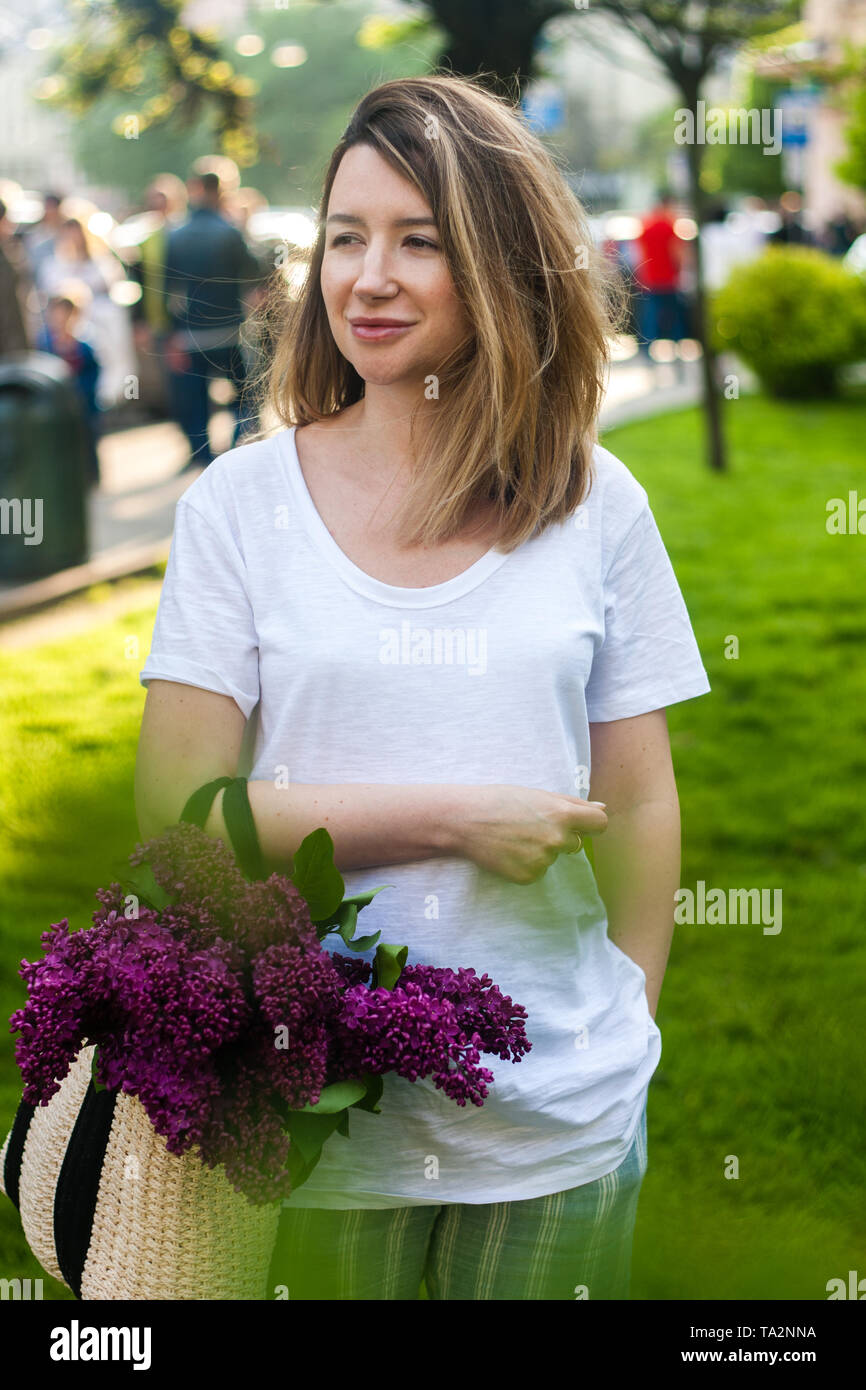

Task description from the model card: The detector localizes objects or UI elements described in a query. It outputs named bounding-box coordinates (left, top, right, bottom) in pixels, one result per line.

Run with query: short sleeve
left=584, top=502, right=710, bottom=722
left=139, top=498, right=260, bottom=719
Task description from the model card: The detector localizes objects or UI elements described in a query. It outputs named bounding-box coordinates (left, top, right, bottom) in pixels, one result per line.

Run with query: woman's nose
left=352, top=243, right=398, bottom=296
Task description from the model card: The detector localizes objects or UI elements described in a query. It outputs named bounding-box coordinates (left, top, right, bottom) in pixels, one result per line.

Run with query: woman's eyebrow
left=325, top=213, right=438, bottom=227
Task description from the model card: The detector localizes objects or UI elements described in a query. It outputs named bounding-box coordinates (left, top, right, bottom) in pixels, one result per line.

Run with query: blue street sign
left=521, top=83, right=565, bottom=135
left=778, top=88, right=821, bottom=147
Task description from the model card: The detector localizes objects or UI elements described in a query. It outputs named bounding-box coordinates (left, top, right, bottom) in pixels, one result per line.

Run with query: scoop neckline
left=279, top=424, right=512, bottom=609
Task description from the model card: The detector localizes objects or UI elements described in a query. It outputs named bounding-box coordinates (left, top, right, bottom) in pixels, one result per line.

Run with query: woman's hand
left=450, top=785, right=608, bottom=884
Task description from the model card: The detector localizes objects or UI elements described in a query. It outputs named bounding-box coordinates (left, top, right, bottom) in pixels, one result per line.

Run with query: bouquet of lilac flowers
left=10, top=797, right=531, bottom=1208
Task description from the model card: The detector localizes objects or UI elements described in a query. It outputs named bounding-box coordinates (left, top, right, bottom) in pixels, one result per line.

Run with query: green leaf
left=314, top=884, right=392, bottom=937
left=284, top=1108, right=348, bottom=1189
left=342, top=885, right=392, bottom=913
left=345, top=931, right=381, bottom=953
left=337, top=903, right=358, bottom=943
left=336, top=1109, right=350, bottom=1138
left=284, top=1110, right=343, bottom=1162
left=90, top=1045, right=106, bottom=1093
left=121, top=863, right=171, bottom=913
left=285, top=1140, right=323, bottom=1191
left=297, top=1080, right=367, bottom=1114
left=354, top=1073, right=384, bottom=1115
left=290, top=827, right=345, bottom=922
left=372, top=942, right=408, bottom=991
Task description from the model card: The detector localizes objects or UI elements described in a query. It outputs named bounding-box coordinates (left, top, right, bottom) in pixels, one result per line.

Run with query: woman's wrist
left=426, top=784, right=474, bottom=858
left=240, top=778, right=476, bottom=872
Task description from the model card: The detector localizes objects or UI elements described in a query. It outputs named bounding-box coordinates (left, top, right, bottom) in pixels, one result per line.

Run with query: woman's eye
left=329, top=234, right=439, bottom=250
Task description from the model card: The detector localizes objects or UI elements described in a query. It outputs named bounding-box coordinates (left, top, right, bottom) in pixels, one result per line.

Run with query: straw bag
left=0, top=776, right=281, bottom=1301
left=0, top=1045, right=280, bottom=1300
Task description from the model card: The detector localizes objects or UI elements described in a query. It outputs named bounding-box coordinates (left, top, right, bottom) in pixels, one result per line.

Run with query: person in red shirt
left=634, top=191, right=686, bottom=358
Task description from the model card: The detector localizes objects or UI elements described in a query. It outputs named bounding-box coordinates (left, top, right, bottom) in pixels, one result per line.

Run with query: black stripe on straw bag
left=53, top=1085, right=119, bottom=1298
left=1, top=1098, right=36, bottom=1211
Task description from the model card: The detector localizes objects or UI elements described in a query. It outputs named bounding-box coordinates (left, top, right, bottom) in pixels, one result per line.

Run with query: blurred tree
left=633, top=105, right=682, bottom=191
left=427, top=0, right=562, bottom=96
left=705, top=76, right=787, bottom=200
left=250, top=7, right=439, bottom=200
left=49, top=3, right=440, bottom=204
left=577, top=2, right=802, bottom=473
left=41, top=0, right=261, bottom=166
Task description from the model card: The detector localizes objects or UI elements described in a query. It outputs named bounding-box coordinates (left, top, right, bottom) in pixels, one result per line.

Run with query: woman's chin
left=351, top=361, right=433, bottom=390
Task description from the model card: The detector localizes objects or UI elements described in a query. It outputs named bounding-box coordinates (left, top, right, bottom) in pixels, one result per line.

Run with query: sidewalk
left=0, top=411, right=233, bottom=622
left=601, top=354, right=705, bottom=427
left=0, top=357, right=705, bottom=624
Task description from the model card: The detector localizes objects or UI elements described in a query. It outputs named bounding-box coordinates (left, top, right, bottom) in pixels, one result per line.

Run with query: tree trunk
left=683, top=98, right=727, bottom=473
left=431, top=0, right=543, bottom=96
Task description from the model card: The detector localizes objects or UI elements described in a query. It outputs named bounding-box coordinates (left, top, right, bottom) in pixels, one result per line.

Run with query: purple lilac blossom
left=9, top=823, right=531, bottom=1204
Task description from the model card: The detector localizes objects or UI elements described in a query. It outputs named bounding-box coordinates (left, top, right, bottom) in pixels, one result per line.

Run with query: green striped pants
left=268, top=1105, right=648, bottom=1300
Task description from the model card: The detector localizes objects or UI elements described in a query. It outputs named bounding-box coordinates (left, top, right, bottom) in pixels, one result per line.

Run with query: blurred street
left=1, top=0, right=865, bottom=1317
left=0, top=351, right=709, bottom=624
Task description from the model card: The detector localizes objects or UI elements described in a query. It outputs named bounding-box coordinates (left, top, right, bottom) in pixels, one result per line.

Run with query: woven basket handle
left=179, top=776, right=265, bottom=882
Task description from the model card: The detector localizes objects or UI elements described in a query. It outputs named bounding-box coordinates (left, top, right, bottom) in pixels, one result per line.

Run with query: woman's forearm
left=590, top=795, right=681, bottom=1018
left=205, top=779, right=466, bottom=874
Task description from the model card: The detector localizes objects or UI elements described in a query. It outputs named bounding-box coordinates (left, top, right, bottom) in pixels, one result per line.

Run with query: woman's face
left=320, top=143, right=471, bottom=388
left=58, top=223, right=87, bottom=260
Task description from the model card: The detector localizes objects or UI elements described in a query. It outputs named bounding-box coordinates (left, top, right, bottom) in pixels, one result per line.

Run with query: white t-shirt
left=139, top=423, right=711, bottom=1208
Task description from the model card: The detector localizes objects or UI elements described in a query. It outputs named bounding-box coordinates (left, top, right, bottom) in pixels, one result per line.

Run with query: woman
left=136, top=74, right=710, bottom=1301
left=36, top=217, right=136, bottom=408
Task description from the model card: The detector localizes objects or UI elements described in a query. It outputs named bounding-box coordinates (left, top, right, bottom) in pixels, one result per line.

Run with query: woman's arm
left=588, top=709, right=681, bottom=1019
left=135, top=680, right=608, bottom=879
left=135, top=681, right=460, bottom=870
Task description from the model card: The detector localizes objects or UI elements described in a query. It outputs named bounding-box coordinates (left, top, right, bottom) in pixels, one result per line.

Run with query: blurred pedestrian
left=221, top=185, right=275, bottom=394
left=822, top=211, right=860, bottom=257
left=163, top=171, right=265, bottom=468
left=769, top=193, right=813, bottom=246
left=634, top=190, right=686, bottom=359
left=137, top=188, right=172, bottom=340
left=0, top=198, right=28, bottom=353
left=130, top=177, right=188, bottom=415
left=24, top=192, right=64, bottom=280
left=35, top=217, right=136, bottom=407
left=134, top=175, right=187, bottom=336
left=36, top=294, right=101, bottom=486
left=700, top=201, right=767, bottom=292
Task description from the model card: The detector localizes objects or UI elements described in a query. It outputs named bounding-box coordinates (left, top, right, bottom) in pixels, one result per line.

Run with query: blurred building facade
left=0, top=19, right=86, bottom=193
left=804, top=0, right=866, bottom=224
left=755, top=0, right=866, bottom=225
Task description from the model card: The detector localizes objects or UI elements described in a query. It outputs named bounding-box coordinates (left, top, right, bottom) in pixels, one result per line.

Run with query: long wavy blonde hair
left=263, top=72, right=619, bottom=552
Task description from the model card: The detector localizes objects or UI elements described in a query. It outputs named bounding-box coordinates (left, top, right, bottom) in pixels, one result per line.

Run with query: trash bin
left=0, top=351, right=90, bottom=581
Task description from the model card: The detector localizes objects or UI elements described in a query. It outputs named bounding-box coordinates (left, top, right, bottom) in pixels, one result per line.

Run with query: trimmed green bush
left=713, top=246, right=866, bottom=397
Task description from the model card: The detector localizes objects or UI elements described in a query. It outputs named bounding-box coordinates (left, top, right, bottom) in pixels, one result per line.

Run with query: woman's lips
left=350, top=322, right=414, bottom=341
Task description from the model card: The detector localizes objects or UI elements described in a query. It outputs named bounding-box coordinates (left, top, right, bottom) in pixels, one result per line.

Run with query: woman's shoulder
left=588, top=440, right=649, bottom=512
left=178, top=428, right=293, bottom=528
left=581, top=440, right=651, bottom=547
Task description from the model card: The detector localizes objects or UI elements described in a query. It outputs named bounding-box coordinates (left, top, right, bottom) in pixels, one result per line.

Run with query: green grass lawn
left=1, top=392, right=865, bottom=1300
left=599, top=389, right=866, bottom=1300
